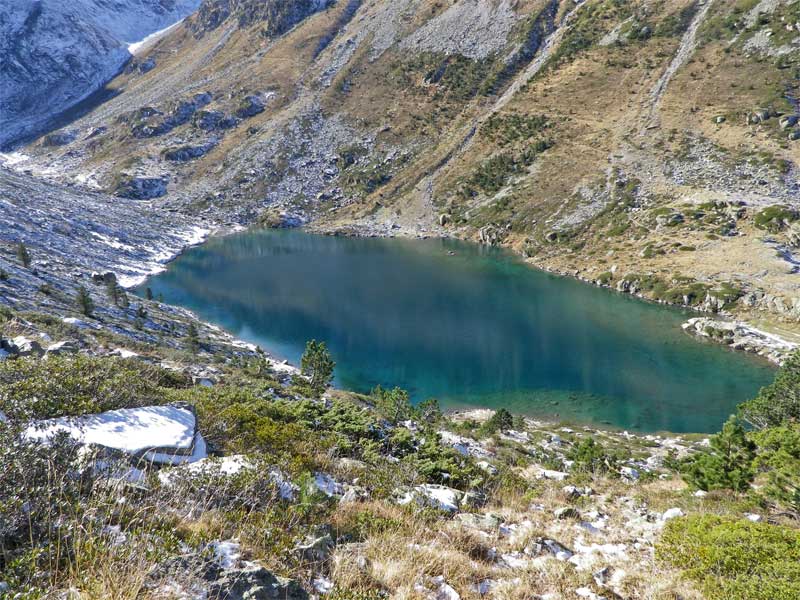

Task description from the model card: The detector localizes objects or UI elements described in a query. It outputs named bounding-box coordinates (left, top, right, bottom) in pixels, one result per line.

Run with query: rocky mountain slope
left=3, top=3, right=800, bottom=598
left=5, top=0, right=800, bottom=349
left=0, top=0, right=201, bottom=148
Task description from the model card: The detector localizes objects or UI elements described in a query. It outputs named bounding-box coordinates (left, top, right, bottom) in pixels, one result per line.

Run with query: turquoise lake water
left=138, top=229, right=776, bottom=433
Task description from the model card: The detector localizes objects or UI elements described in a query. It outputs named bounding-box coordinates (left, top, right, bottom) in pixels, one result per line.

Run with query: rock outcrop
left=0, top=0, right=201, bottom=148
left=683, top=317, right=798, bottom=365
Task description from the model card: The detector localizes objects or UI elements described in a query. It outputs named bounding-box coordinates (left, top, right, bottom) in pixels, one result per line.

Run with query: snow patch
left=26, top=405, right=205, bottom=465
left=128, top=19, right=185, bottom=55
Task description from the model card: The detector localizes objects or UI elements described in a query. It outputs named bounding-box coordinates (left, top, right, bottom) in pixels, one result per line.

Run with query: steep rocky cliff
left=5, top=0, right=800, bottom=345
left=0, top=0, right=201, bottom=148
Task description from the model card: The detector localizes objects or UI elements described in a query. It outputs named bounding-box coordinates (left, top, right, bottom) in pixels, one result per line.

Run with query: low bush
left=0, top=355, right=189, bottom=421
left=657, top=515, right=800, bottom=600
left=739, top=351, right=800, bottom=429
left=681, top=416, right=756, bottom=492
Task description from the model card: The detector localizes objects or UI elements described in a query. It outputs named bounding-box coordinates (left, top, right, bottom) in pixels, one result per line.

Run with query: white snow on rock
left=62, top=317, right=99, bottom=330
left=745, top=513, right=762, bottom=522
left=313, top=472, right=345, bottom=497
left=398, top=484, right=463, bottom=513
left=26, top=405, right=206, bottom=465
left=438, top=429, right=492, bottom=459
left=111, top=348, right=140, bottom=359
left=536, top=468, right=570, bottom=481
left=158, top=455, right=253, bottom=486
left=210, top=540, right=241, bottom=569
left=0, top=0, right=201, bottom=147
left=269, top=468, right=299, bottom=500
left=313, top=577, right=334, bottom=595
left=128, top=19, right=185, bottom=54
left=661, top=507, right=684, bottom=521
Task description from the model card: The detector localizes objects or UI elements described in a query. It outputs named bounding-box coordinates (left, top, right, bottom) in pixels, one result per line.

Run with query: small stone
left=293, top=533, right=334, bottom=563
left=745, top=513, right=762, bottom=522
left=661, top=507, right=684, bottom=521
left=554, top=506, right=581, bottom=520
left=620, top=466, right=639, bottom=480
left=46, top=340, right=79, bottom=355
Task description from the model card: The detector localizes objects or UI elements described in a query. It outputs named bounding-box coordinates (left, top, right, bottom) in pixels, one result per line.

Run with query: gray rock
left=562, top=485, right=593, bottom=499
left=114, top=177, right=168, bottom=200
left=460, top=490, right=487, bottom=509
left=593, top=566, right=612, bottom=585
left=208, top=564, right=308, bottom=600
left=541, top=538, right=573, bottom=560
left=195, top=110, right=239, bottom=131
left=554, top=506, right=581, bottom=520
left=12, top=336, right=44, bottom=357
left=164, top=143, right=216, bottom=162
left=236, top=96, right=266, bottom=119
left=293, top=533, right=333, bottom=563
left=46, top=340, right=79, bottom=355
left=41, top=131, right=77, bottom=147
left=454, top=513, right=501, bottom=532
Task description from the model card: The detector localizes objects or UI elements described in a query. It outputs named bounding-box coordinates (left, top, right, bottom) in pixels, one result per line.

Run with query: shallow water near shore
left=138, top=228, right=776, bottom=433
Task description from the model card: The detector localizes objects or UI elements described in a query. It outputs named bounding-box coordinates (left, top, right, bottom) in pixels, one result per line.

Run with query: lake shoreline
left=143, top=228, right=775, bottom=433
left=305, top=220, right=794, bottom=366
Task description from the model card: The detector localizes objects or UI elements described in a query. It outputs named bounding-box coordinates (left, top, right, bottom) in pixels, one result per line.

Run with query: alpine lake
left=138, top=229, right=776, bottom=433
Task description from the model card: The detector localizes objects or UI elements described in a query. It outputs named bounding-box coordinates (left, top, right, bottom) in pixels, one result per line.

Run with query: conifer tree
left=75, top=285, right=94, bottom=317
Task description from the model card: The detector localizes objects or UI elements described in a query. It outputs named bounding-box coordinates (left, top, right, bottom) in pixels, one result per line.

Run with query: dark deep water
left=138, top=229, right=776, bottom=433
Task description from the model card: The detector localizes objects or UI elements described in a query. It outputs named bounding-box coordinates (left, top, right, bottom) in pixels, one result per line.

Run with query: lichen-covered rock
left=41, top=131, right=77, bottom=147
left=114, top=176, right=168, bottom=199
left=164, top=143, right=216, bottom=162
left=235, top=95, right=266, bottom=119
left=208, top=564, right=308, bottom=600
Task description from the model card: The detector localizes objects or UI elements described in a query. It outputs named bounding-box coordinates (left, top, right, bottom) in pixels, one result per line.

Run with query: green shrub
left=370, top=385, right=413, bottom=424
left=568, top=438, right=622, bottom=475
left=751, top=424, right=800, bottom=514
left=681, top=416, right=756, bottom=492
left=657, top=515, right=800, bottom=600
left=0, top=356, right=188, bottom=420
left=404, top=433, right=481, bottom=489
left=753, top=206, right=799, bottom=233
left=739, top=351, right=800, bottom=429
left=596, top=271, right=613, bottom=285
left=300, top=340, right=335, bottom=398
left=479, top=408, right=514, bottom=436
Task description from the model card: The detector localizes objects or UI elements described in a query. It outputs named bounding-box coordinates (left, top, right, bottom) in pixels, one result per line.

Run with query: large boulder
left=25, top=403, right=207, bottom=467
left=235, top=95, right=266, bottom=119
left=208, top=564, right=307, bottom=600
left=11, top=336, right=44, bottom=357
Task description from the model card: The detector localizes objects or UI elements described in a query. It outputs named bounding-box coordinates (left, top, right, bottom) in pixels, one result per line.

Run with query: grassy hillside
left=2, top=303, right=800, bottom=599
